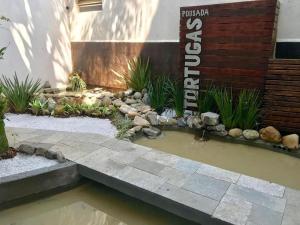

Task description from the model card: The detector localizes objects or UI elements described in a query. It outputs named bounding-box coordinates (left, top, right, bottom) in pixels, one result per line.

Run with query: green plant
left=197, top=85, right=217, bottom=114
left=0, top=73, right=41, bottom=113
left=235, top=89, right=261, bottom=129
left=69, top=72, right=86, bottom=92
left=0, top=89, right=9, bottom=154
left=111, top=112, right=133, bottom=139
left=148, top=74, right=172, bottom=114
left=168, top=80, right=184, bottom=117
left=124, top=57, right=151, bottom=92
left=213, top=88, right=237, bottom=129
left=29, top=98, right=47, bottom=115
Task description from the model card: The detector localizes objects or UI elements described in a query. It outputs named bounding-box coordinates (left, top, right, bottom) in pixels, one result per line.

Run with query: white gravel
left=0, top=153, right=58, bottom=179
left=5, top=113, right=117, bottom=138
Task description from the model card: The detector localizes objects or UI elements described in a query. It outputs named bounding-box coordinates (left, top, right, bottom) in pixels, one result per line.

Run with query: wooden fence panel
left=262, top=59, right=300, bottom=134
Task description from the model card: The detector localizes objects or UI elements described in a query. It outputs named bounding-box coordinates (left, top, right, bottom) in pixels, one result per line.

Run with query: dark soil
left=0, top=147, right=17, bottom=160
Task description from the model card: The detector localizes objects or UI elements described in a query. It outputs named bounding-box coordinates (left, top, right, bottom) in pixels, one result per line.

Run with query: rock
left=186, top=116, right=203, bottom=129
left=207, top=124, right=226, bottom=132
left=158, top=116, right=168, bottom=125
left=54, top=105, right=65, bottom=116
left=133, top=92, right=142, bottom=99
left=45, top=150, right=57, bottom=160
left=166, top=118, right=178, bottom=126
left=119, top=104, right=137, bottom=114
left=43, top=81, right=51, bottom=88
left=127, top=111, right=140, bottom=119
left=47, top=97, right=56, bottom=112
left=211, top=130, right=228, bottom=137
left=177, top=117, right=187, bottom=127
left=35, top=147, right=48, bottom=156
left=260, top=126, right=281, bottom=143
left=124, top=89, right=133, bottom=96
left=133, top=116, right=150, bottom=127
left=243, top=130, right=259, bottom=140
left=135, top=105, right=152, bottom=114
left=133, top=126, right=142, bottom=132
left=56, top=151, right=66, bottom=163
left=146, top=112, right=159, bottom=126
left=82, top=96, right=97, bottom=106
left=43, top=88, right=62, bottom=94
left=102, top=96, right=112, bottom=106
left=114, top=91, right=124, bottom=99
left=18, top=144, right=35, bottom=155
left=143, top=127, right=161, bottom=138
left=125, top=98, right=138, bottom=105
left=161, top=109, right=176, bottom=118
left=229, top=128, right=243, bottom=138
left=282, top=134, right=299, bottom=150
left=113, top=99, right=125, bottom=107
left=201, top=112, right=220, bottom=126
left=142, top=93, right=151, bottom=106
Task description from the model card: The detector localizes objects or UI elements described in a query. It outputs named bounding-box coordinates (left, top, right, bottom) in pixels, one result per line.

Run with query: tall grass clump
left=235, top=89, right=261, bottom=129
left=213, top=88, right=237, bottom=129
left=69, top=72, right=86, bottom=92
left=168, top=80, right=184, bottom=117
left=124, top=57, right=150, bottom=92
left=0, top=73, right=41, bottom=113
left=197, top=84, right=217, bottom=114
left=148, top=74, right=171, bottom=114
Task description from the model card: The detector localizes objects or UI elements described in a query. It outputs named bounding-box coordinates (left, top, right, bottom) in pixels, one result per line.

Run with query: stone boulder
left=282, top=134, right=299, bottom=150
left=127, top=111, right=140, bottom=119
left=229, top=128, right=243, bottom=138
left=124, top=88, right=133, bottom=96
left=177, top=117, right=187, bottom=127
left=201, top=112, right=220, bottom=126
left=113, top=99, right=125, bottom=107
left=133, top=116, right=150, bottom=127
left=146, top=111, right=159, bottom=126
left=18, top=144, right=35, bottom=155
left=187, top=116, right=203, bottom=129
left=125, top=98, right=138, bottom=105
left=243, top=130, right=259, bottom=140
left=47, top=97, right=56, bottom=112
left=207, top=124, right=226, bottom=132
left=142, top=127, right=161, bottom=138
left=102, top=96, right=112, bottom=107
left=119, top=104, right=137, bottom=114
left=133, top=92, right=142, bottom=100
left=142, top=93, right=151, bottom=105
left=260, top=126, right=281, bottom=143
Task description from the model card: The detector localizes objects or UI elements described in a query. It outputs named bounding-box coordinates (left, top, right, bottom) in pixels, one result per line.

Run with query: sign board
left=180, top=0, right=279, bottom=114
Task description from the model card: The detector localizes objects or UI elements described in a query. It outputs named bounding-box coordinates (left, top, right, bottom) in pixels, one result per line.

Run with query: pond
left=135, top=130, right=300, bottom=190
left=0, top=182, right=198, bottom=225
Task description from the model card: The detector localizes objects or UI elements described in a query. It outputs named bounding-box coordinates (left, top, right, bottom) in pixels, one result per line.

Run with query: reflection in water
left=136, top=130, right=300, bottom=190
left=0, top=182, right=198, bottom=225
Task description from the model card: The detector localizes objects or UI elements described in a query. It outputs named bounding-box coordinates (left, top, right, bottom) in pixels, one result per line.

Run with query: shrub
left=0, top=88, right=9, bottom=154
left=213, top=88, right=236, bottom=129
left=235, top=89, right=261, bottom=129
left=0, top=73, right=41, bottom=113
left=148, top=74, right=172, bottom=114
left=168, top=80, right=184, bottom=117
left=29, top=98, right=47, bottom=115
left=69, top=72, right=86, bottom=92
left=124, top=57, right=151, bottom=92
left=197, top=84, right=217, bottom=114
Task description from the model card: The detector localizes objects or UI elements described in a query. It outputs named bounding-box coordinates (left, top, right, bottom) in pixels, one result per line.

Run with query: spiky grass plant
left=0, top=74, right=41, bottom=113
left=235, top=89, right=261, bottom=129
left=168, top=80, right=184, bottom=117
left=69, top=72, right=86, bottom=92
left=29, top=98, right=47, bottom=116
left=197, top=84, right=217, bottom=114
left=0, top=88, right=8, bottom=154
left=213, top=88, right=237, bottom=129
left=124, top=57, right=151, bottom=92
left=148, top=74, right=172, bottom=114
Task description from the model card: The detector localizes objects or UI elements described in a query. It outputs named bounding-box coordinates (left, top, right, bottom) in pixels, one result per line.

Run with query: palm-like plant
left=0, top=73, right=41, bottom=113
left=124, top=57, right=151, bottom=92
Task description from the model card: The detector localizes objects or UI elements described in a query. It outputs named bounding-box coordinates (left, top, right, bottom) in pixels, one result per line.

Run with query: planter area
left=28, top=86, right=300, bottom=158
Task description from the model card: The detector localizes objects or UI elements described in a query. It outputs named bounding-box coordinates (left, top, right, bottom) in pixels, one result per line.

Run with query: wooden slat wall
left=262, top=59, right=300, bottom=134
left=180, top=0, right=279, bottom=91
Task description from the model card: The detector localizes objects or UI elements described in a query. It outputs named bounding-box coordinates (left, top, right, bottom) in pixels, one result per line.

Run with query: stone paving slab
left=7, top=127, right=300, bottom=225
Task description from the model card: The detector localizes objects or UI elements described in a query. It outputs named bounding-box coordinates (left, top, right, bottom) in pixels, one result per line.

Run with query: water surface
left=0, top=182, right=198, bottom=225
left=136, top=130, right=300, bottom=190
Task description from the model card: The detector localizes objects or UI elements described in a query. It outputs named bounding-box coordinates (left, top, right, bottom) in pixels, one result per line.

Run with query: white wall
left=0, top=0, right=72, bottom=88
left=70, top=0, right=300, bottom=42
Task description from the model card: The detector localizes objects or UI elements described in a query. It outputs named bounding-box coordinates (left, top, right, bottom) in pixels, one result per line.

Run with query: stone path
left=6, top=127, right=300, bottom=225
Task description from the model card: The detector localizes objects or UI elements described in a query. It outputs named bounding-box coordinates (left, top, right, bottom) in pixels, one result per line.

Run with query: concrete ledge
left=79, top=165, right=230, bottom=225
left=0, top=162, right=80, bottom=208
